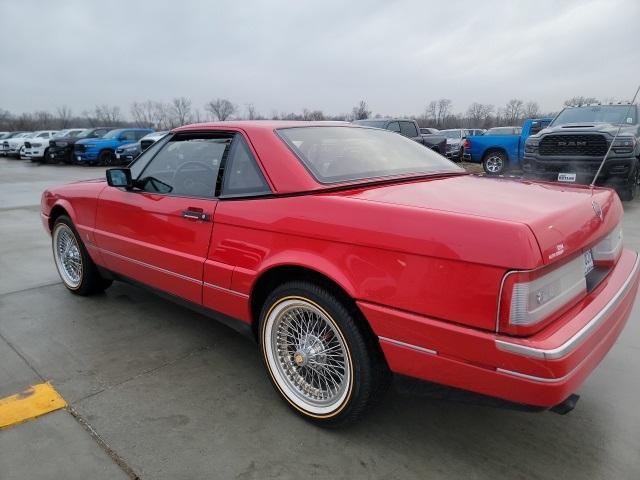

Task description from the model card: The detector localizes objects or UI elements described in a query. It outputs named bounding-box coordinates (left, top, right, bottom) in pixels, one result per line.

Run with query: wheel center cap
left=294, top=352, right=306, bottom=366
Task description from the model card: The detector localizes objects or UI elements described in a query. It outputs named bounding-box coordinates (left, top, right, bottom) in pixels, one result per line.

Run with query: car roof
left=174, top=120, right=349, bottom=133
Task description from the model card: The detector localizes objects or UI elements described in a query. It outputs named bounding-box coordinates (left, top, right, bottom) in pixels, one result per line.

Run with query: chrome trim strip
left=495, top=252, right=639, bottom=360
left=204, top=282, right=249, bottom=299
left=378, top=336, right=437, bottom=355
left=99, top=247, right=202, bottom=285
left=496, top=367, right=569, bottom=384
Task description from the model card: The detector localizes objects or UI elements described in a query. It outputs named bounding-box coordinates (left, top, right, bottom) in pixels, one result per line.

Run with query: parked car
left=0, top=131, right=28, bottom=156
left=18, top=131, right=57, bottom=159
left=74, top=128, right=153, bottom=165
left=115, top=131, right=169, bottom=164
left=41, top=121, right=639, bottom=427
left=25, top=129, right=85, bottom=163
left=438, top=129, right=468, bottom=161
left=48, top=127, right=113, bottom=164
left=353, top=119, right=447, bottom=154
left=523, top=104, right=640, bottom=201
left=464, top=118, right=552, bottom=174
left=420, top=127, right=439, bottom=135
left=7, top=131, right=56, bottom=158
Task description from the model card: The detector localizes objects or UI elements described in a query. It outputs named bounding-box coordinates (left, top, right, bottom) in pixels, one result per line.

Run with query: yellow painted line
left=0, top=382, right=67, bottom=429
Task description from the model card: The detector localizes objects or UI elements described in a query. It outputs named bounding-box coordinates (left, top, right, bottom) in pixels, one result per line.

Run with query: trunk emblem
left=592, top=200, right=603, bottom=221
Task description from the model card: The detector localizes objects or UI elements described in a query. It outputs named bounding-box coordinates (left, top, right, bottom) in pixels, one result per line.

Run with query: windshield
left=102, top=130, right=121, bottom=139
left=53, top=130, right=70, bottom=138
left=439, top=130, right=463, bottom=139
left=551, top=105, right=637, bottom=126
left=278, top=126, right=462, bottom=184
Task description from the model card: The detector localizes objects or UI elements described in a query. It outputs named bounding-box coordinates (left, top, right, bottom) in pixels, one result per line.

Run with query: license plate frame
left=558, top=173, right=577, bottom=183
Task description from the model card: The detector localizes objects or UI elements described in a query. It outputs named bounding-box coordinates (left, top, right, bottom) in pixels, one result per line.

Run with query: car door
left=94, top=131, right=232, bottom=304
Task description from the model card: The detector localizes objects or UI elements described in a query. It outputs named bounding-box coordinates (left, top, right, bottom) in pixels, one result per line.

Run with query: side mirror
left=106, top=168, right=133, bottom=188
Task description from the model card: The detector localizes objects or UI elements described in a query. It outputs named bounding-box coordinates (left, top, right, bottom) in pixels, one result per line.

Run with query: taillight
left=462, top=138, right=470, bottom=149
left=498, top=222, right=624, bottom=335
left=592, top=223, right=623, bottom=266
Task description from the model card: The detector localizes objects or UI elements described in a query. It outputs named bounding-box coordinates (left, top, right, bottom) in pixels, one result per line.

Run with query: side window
left=221, top=135, right=270, bottom=197
left=138, top=134, right=232, bottom=198
left=399, top=122, right=418, bottom=137
left=387, top=122, right=400, bottom=133
left=120, top=131, right=137, bottom=141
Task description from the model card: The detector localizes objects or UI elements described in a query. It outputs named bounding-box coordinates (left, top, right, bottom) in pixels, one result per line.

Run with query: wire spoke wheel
left=53, top=223, right=83, bottom=289
left=264, top=297, right=352, bottom=416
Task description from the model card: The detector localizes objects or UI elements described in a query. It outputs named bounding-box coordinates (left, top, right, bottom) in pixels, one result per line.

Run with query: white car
left=8, top=131, right=57, bottom=158
left=24, top=128, right=84, bottom=162
left=4, top=132, right=35, bottom=157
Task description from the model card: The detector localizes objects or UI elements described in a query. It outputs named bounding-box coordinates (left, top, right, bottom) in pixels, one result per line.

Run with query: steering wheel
left=172, top=161, right=216, bottom=196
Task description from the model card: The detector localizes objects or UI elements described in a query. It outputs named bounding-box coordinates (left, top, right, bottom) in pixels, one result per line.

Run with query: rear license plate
left=584, top=250, right=594, bottom=276
left=115, top=154, right=121, bottom=159
left=77, top=156, right=81, bottom=161
left=50, top=153, right=55, bottom=158
left=558, top=173, right=576, bottom=182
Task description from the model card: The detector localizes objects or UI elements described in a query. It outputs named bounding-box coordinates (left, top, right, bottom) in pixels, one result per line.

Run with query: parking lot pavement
left=1, top=157, right=639, bottom=479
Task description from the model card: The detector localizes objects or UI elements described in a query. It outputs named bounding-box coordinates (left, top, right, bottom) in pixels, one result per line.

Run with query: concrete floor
left=0, top=157, right=639, bottom=479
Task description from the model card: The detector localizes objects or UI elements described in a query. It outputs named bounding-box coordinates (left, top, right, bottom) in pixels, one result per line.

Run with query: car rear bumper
left=360, top=248, right=639, bottom=408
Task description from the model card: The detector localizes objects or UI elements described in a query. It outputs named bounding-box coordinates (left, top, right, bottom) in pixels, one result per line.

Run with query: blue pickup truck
left=74, top=128, right=154, bottom=165
left=464, top=118, right=552, bottom=174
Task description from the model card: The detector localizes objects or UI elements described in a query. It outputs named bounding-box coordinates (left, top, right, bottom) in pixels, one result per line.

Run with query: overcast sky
left=1, top=0, right=639, bottom=119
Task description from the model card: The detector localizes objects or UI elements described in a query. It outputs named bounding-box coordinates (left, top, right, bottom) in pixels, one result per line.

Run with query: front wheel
left=98, top=150, right=114, bottom=166
left=259, top=281, right=388, bottom=427
left=618, top=165, right=639, bottom=201
left=52, top=216, right=112, bottom=295
left=482, top=150, right=507, bottom=175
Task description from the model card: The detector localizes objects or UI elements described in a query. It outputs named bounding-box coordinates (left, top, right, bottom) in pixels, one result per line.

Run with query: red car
left=41, top=121, right=639, bottom=427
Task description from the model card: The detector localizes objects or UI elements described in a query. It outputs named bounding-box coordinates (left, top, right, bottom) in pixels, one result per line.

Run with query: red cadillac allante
left=41, top=121, right=639, bottom=426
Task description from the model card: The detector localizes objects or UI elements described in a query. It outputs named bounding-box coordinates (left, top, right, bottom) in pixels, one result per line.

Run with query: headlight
left=612, top=136, right=636, bottom=154
left=525, top=138, right=539, bottom=153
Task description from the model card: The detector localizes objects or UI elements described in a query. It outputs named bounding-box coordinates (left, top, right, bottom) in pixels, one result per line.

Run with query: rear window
left=277, top=126, right=461, bottom=184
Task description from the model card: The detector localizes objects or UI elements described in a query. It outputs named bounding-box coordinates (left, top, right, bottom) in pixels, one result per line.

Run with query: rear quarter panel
left=208, top=194, right=541, bottom=330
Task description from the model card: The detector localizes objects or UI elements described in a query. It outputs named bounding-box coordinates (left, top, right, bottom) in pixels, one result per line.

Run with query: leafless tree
left=523, top=101, right=540, bottom=118
left=302, top=109, right=325, bottom=121
left=170, top=97, right=193, bottom=127
left=563, top=96, right=598, bottom=107
left=503, top=99, right=524, bottom=124
left=466, top=102, right=494, bottom=127
left=93, top=105, right=122, bottom=126
left=130, top=101, right=157, bottom=127
left=351, top=100, right=370, bottom=120
left=205, top=98, right=236, bottom=121
left=245, top=103, right=259, bottom=120
left=55, top=106, right=74, bottom=128
left=436, top=99, right=452, bottom=127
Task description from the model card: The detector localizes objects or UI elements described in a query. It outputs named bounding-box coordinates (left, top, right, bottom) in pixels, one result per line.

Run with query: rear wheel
left=259, top=281, right=388, bottom=427
left=482, top=150, right=507, bottom=175
left=52, top=215, right=112, bottom=295
left=98, top=150, right=114, bottom=166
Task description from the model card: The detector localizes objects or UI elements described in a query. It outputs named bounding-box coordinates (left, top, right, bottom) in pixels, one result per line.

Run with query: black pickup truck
left=353, top=119, right=448, bottom=156
left=523, top=104, right=640, bottom=200
left=48, top=127, right=112, bottom=164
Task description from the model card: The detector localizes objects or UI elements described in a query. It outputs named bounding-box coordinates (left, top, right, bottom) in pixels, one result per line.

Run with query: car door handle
left=181, top=210, right=211, bottom=221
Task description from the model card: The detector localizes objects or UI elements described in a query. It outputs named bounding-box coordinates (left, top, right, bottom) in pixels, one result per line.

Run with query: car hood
left=537, top=122, right=637, bottom=137
left=342, top=175, right=621, bottom=267
left=76, top=137, right=112, bottom=145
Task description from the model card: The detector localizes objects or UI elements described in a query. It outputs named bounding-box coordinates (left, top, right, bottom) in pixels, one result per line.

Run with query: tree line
left=0, top=96, right=614, bottom=132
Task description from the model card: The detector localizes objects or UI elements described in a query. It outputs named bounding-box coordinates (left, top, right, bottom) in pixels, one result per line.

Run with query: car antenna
left=590, top=84, right=640, bottom=188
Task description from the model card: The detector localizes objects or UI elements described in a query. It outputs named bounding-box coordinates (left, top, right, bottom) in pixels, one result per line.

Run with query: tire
left=98, top=150, right=114, bottom=166
left=617, top=164, right=639, bottom=201
left=42, top=148, right=50, bottom=164
left=259, top=281, right=389, bottom=427
left=52, top=215, right=112, bottom=295
left=482, top=150, right=507, bottom=175
left=457, top=147, right=464, bottom=163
